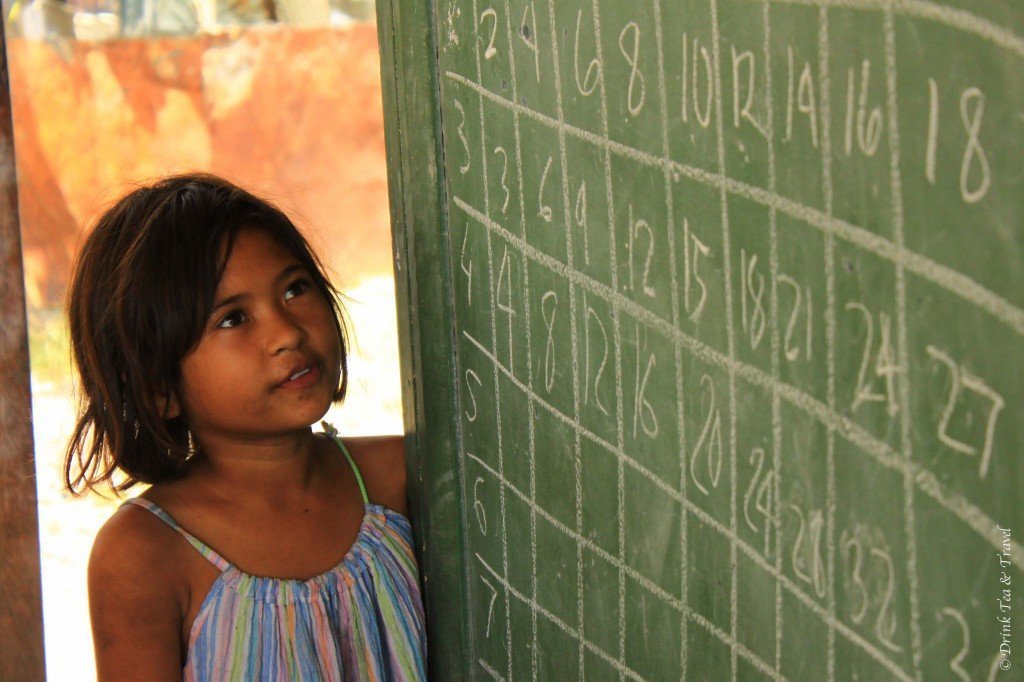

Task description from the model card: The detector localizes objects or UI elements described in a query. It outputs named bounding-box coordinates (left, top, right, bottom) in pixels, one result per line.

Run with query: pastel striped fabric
left=123, top=441, right=426, bottom=680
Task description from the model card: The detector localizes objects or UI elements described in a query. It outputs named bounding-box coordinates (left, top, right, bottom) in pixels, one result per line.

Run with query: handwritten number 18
left=925, top=80, right=991, bottom=204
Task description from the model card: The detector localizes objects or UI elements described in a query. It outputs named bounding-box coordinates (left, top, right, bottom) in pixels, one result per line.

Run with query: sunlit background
left=6, top=0, right=402, bottom=676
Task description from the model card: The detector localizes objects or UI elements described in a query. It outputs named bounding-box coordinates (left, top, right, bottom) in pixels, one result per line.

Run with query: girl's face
left=172, top=228, right=342, bottom=447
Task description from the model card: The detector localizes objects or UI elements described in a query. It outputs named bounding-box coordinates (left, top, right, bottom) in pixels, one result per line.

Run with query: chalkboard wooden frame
left=376, top=0, right=474, bottom=677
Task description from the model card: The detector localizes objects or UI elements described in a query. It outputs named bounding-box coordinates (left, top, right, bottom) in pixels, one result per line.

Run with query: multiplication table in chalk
left=411, top=0, right=1023, bottom=679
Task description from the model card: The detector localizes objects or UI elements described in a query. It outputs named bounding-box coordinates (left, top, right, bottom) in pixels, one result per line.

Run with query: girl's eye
left=216, top=310, right=247, bottom=329
left=284, top=278, right=312, bottom=301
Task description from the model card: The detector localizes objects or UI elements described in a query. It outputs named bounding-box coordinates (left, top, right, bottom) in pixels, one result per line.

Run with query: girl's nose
left=266, top=309, right=307, bottom=354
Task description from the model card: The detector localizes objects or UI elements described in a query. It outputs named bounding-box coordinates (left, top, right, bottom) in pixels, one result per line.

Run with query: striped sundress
left=123, top=435, right=427, bottom=681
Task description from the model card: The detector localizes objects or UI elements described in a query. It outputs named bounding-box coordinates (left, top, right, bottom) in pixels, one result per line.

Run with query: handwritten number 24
left=846, top=302, right=899, bottom=416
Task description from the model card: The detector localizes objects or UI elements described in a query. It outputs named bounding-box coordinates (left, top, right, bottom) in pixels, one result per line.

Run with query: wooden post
left=0, top=18, right=46, bottom=682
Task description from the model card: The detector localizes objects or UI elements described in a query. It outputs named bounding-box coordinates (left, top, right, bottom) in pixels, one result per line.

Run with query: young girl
left=65, top=173, right=427, bottom=680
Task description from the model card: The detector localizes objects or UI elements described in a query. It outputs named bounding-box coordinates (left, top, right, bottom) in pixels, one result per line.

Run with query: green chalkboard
left=377, top=0, right=1024, bottom=679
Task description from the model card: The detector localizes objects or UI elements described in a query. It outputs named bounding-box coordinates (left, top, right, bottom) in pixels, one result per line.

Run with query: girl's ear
left=155, top=390, right=181, bottom=419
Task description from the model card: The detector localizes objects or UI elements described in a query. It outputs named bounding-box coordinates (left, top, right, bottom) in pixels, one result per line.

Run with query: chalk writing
left=682, top=217, right=711, bottom=322
left=778, top=273, right=812, bottom=363
left=841, top=524, right=902, bottom=653
left=925, top=77, right=939, bottom=185
left=455, top=99, right=472, bottom=173
left=573, top=9, right=600, bottom=97
left=626, top=204, right=656, bottom=298
left=959, top=86, right=990, bottom=204
left=474, top=476, right=489, bottom=534
left=574, top=181, right=589, bottom=265
left=630, top=322, right=658, bottom=440
left=843, top=60, right=883, bottom=157
left=939, top=607, right=971, bottom=682
left=518, top=1, right=540, bottom=83
left=583, top=291, right=610, bottom=416
left=480, top=8, right=498, bottom=60
left=541, top=290, right=558, bottom=392
left=731, top=45, right=767, bottom=139
left=481, top=574, right=499, bottom=638
left=435, top=2, right=1024, bottom=679
left=846, top=302, right=899, bottom=417
left=618, top=22, right=646, bottom=117
left=691, top=373, right=723, bottom=496
left=743, top=446, right=775, bottom=557
left=461, top=226, right=475, bottom=305
left=538, top=155, right=554, bottom=222
left=741, top=248, right=767, bottom=351
left=682, top=32, right=714, bottom=128
left=465, top=368, right=483, bottom=422
left=494, top=146, right=510, bottom=213
left=789, top=502, right=827, bottom=599
left=785, top=46, right=819, bottom=149
left=926, top=345, right=1004, bottom=479
left=497, top=244, right=517, bottom=369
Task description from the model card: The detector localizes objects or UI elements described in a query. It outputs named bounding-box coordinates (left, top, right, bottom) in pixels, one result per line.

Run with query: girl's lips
left=276, top=362, right=322, bottom=390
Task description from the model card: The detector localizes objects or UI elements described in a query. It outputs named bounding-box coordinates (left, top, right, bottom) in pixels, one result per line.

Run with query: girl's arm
left=88, top=506, right=185, bottom=681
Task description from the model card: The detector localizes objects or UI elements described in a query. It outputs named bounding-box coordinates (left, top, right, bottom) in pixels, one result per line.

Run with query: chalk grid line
left=462, top=326, right=919, bottom=680
left=444, top=69, right=1024, bottom=339
left=463, top=399, right=914, bottom=682
left=540, top=0, right=588, bottom=675
left=750, top=0, right=1024, bottom=59
left=480, top=657, right=507, bottom=682
left=468, top=0, right=513, bottom=675
left=474, top=543, right=789, bottom=682
left=498, top=0, right=540, bottom=676
left=453, top=194, right=1020, bottom=565
left=708, top=1, right=743, bottom=679
left=817, top=6, right=839, bottom=682
left=650, top=0, right=690, bottom=678
left=455, top=190, right=1022, bottom=680
left=579, top=0, right=630, bottom=675
left=461, top=338, right=913, bottom=682
left=759, top=2, right=789, bottom=675
left=883, top=5, right=924, bottom=677
left=444, top=2, right=1021, bottom=680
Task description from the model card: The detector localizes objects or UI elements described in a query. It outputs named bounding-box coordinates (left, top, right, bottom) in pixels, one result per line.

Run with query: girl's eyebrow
left=210, top=263, right=308, bottom=313
left=274, top=263, right=307, bottom=284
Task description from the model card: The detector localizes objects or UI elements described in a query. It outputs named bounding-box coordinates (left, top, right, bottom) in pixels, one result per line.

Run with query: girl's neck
left=187, top=428, right=324, bottom=506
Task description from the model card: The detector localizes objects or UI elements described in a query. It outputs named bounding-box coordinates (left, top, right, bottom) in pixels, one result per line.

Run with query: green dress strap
left=321, top=421, right=369, bottom=505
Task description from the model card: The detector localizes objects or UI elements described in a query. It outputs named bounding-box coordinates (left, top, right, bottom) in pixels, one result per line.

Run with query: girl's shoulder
left=88, top=492, right=193, bottom=673
left=91, top=474, right=214, bottom=594
left=90, top=486, right=196, bottom=593
left=331, top=433, right=409, bottom=518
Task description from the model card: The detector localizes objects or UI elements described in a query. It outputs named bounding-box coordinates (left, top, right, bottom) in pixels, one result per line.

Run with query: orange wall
left=10, top=24, right=393, bottom=308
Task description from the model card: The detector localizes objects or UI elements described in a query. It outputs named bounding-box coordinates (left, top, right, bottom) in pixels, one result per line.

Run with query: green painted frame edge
left=376, top=0, right=474, bottom=678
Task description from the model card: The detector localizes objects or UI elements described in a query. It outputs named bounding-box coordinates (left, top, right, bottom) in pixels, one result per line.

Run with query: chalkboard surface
left=377, top=0, right=1023, bottom=679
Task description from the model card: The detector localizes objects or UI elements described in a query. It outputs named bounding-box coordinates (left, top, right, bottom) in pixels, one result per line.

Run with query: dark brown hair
left=65, top=173, right=350, bottom=493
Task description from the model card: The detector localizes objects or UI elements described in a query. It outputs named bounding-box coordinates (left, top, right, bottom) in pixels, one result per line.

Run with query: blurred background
left=6, top=0, right=402, bottom=676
